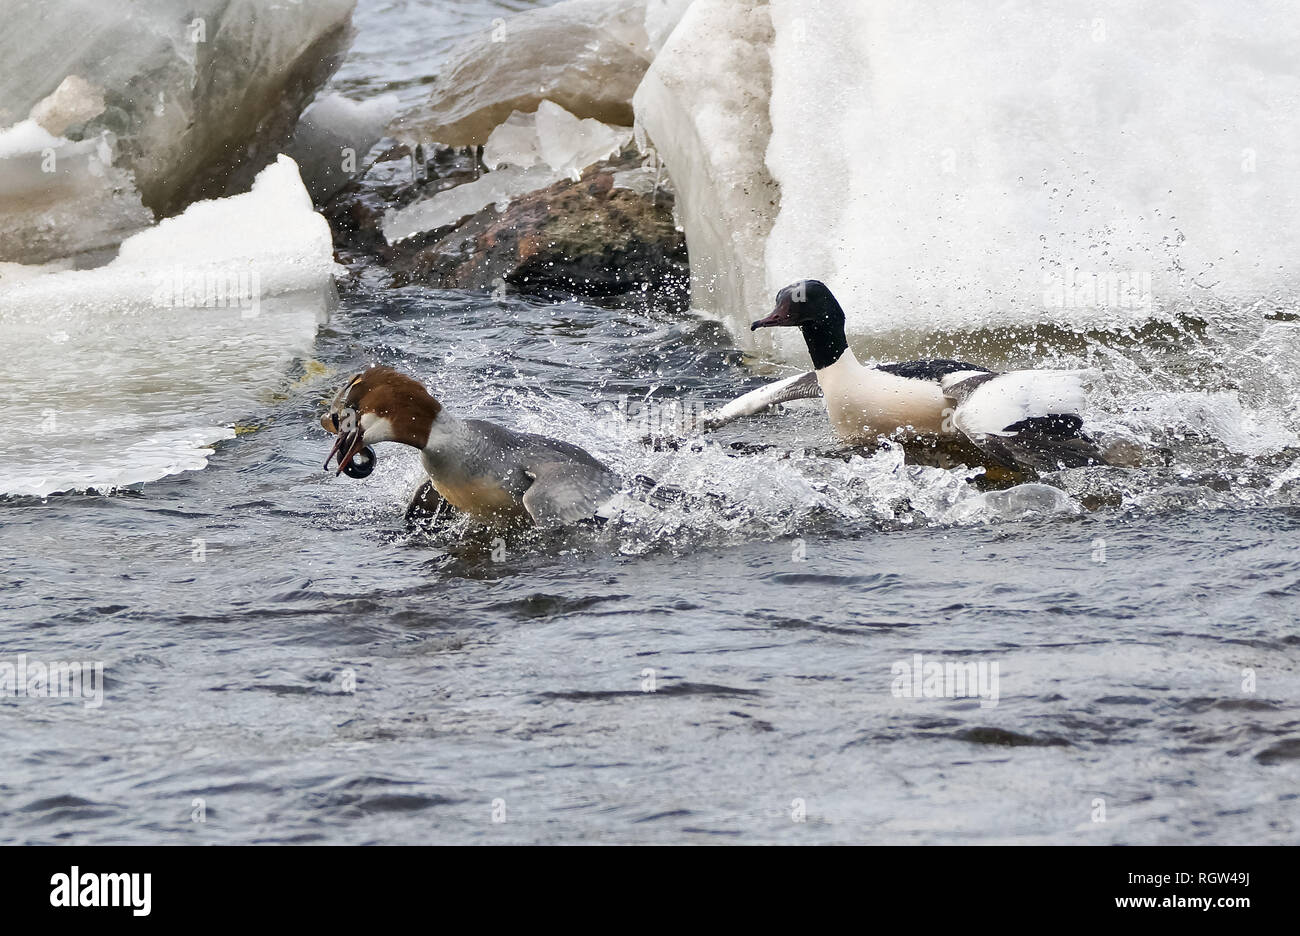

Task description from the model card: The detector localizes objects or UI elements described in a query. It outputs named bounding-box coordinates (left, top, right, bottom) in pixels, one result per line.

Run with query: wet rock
left=394, top=162, right=686, bottom=299
left=383, top=102, right=636, bottom=245
left=325, top=147, right=688, bottom=307
left=321, top=142, right=481, bottom=262
left=390, top=0, right=651, bottom=148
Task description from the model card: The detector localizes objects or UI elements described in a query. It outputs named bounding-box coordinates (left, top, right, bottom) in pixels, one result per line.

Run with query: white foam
left=1124, top=390, right=1299, bottom=458
left=635, top=1, right=1300, bottom=358
left=768, top=0, right=1300, bottom=337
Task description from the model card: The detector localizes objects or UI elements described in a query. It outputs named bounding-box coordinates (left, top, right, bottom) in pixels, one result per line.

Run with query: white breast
left=816, top=351, right=948, bottom=442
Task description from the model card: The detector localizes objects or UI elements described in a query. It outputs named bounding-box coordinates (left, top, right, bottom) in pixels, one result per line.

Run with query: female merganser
left=321, top=367, right=620, bottom=526
left=743, top=280, right=1106, bottom=472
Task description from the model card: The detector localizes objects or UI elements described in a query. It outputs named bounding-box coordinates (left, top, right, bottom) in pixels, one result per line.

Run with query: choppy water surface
left=2, top=280, right=1298, bottom=845
left=1, top=0, right=1298, bottom=845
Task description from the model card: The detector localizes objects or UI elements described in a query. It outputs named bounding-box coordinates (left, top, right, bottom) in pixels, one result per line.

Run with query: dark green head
left=751, top=280, right=848, bottom=370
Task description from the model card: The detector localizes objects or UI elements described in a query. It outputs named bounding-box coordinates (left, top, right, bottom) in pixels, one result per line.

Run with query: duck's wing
left=941, top=370, right=1107, bottom=470
left=701, top=371, right=822, bottom=429
left=405, top=479, right=447, bottom=522
left=520, top=459, right=619, bottom=526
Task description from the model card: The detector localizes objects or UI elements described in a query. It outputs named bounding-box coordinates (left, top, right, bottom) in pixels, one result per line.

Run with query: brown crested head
left=320, top=366, right=442, bottom=476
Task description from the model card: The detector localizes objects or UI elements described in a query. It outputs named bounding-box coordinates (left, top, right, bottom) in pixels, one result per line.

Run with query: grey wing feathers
left=702, top=371, right=823, bottom=429
left=941, top=371, right=1000, bottom=401
left=521, top=459, right=618, bottom=526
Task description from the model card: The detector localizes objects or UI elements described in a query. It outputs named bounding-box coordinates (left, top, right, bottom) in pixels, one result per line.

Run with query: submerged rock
left=390, top=0, right=651, bottom=147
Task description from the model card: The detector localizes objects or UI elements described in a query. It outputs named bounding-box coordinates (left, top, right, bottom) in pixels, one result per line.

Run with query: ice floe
left=0, top=156, right=337, bottom=497
left=0, top=0, right=355, bottom=219
left=390, top=0, right=650, bottom=147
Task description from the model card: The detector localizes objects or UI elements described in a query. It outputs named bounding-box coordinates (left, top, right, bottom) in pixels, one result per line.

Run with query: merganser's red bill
left=751, top=294, right=794, bottom=330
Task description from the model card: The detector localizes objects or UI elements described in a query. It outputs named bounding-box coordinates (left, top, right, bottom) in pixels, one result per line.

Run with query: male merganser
left=321, top=367, right=620, bottom=526
left=744, top=280, right=1106, bottom=472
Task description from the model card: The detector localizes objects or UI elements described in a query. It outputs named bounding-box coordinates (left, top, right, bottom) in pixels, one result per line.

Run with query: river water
left=0, top=0, right=1297, bottom=845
